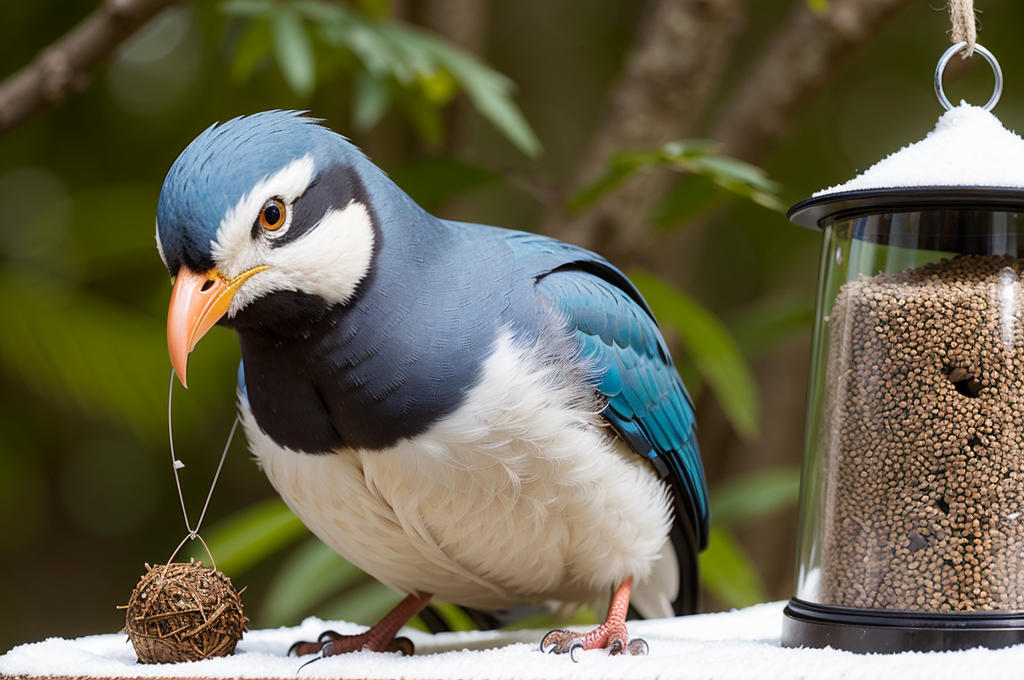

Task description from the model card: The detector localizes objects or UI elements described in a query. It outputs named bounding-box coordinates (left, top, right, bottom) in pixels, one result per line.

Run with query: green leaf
left=710, top=467, right=801, bottom=526
left=294, top=3, right=541, bottom=156
left=806, top=0, right=829, bottom=15
left=572, top=140, right=784, bottom=215
left=396, top=88, right=445, bottom=148
left=688, top=154, right=786, bottom=213
left=190, top=497, right=309, bottom=577
left=630, top=270, right=761, bottom=440
left=568, top=153, right=648, bottom=213
left=417, top=36, right=541, bottom=157
left=260, top=538, right=368, bottom=626
left=231, top=18, right=273, bottom=83
left=319, top=16, right=408, bottom=81
left=292, top=0, right=349, bottom=23
left=272, top=7, right=316, bottom=97
left=220, top=0, right=275, bottom=17
left=380, top=25, right=438, bottom=80
left=353, top=0, right=392, bottom=20
left=730, top=296, right=815, bottom=360
left=570, top=142, right=707, bottom=212
left=417, top=67, right=458, bottom=106
left=352, top=70, right=392, bottom=132
left=420, top=602, right=479, bottom=633
left=653, top=174, right=724, bottom=230
left=700, top=524, right=769, bottom=608
left=689, top=154, right=772, bottom=190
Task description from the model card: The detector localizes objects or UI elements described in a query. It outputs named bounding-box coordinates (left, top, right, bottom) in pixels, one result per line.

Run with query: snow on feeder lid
left=790, top=43, right=1024, bottom=231
left=783, top=41, right=1024, bottom=655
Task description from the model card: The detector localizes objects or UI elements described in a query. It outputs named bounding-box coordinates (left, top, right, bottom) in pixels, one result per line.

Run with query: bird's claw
left=289, top=639, right=322, bottom=657
left=290, top=631, right=415, bottom=659
left=318, top=630, right=341, bottom=644
left=607, top=634, right=647, bottom=656
left=540, top=629, right=576, bottom=654
left=625, top=638, right=649, bottom=656
left=541, top=627, right=647, bottom=661
left=387, top=636, right=415, bottom=656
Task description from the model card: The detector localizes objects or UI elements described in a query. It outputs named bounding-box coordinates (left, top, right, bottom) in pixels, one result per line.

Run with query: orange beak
left=167, top=266, right=267, bottom=388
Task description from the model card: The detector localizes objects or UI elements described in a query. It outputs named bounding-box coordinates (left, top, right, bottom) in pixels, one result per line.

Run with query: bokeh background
left=2, top=0, right=1022, bottom=654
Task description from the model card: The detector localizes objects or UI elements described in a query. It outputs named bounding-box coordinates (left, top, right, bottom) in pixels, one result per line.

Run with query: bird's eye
left=259, top=198, right=286, bottom=231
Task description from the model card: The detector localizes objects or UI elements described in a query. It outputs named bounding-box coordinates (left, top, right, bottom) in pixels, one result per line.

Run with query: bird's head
left=157, top=111, right=382, bottom=387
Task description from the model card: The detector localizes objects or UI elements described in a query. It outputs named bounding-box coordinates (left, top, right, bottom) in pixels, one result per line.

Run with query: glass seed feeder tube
left=783, top=43, right=1024, bottom=653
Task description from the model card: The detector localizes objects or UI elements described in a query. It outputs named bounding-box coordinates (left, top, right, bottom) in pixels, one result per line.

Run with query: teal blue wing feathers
left=533, top=265, right=710, bottom=552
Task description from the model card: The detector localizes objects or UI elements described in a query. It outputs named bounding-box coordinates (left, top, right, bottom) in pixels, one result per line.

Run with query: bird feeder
left=782, top=43, right=1024, bottom=653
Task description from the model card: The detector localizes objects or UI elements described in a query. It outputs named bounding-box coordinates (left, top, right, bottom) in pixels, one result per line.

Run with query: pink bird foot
left=541, top=578, right=648, bottom=662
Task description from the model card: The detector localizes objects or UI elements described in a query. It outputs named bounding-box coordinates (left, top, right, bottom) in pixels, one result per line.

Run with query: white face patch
left=211, top=154, right=315, bottom=279
left=228, top=200, right=375, bottom=315
left=204, top=154, right=376, bottom=316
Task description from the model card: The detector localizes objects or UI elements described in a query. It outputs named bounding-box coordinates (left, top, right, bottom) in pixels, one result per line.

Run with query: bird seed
left=818, top=254, right=1024, bottom=612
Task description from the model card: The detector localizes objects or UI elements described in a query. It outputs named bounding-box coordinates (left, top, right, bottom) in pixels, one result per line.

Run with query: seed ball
left=126, top=562, right=246, bottom=664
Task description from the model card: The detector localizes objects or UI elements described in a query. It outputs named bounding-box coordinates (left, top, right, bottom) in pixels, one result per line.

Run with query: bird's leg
left=541, top=578, right=648, bottom=661
left=289, top=592, right=433, bottom=657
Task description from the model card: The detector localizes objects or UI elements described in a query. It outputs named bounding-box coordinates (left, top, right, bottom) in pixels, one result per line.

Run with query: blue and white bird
left=157, top=111, right=709, bottom=659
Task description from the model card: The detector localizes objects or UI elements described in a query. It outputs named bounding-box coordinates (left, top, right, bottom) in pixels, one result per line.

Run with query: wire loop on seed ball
left=120, top=371, right=247, bottom=665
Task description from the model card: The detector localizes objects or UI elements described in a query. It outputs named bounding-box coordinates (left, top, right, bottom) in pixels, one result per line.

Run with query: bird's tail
left=665, top=472, right=702, bottom=616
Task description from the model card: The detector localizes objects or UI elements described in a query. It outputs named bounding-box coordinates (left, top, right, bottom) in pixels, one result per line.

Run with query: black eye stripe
left=269, top=164, right=372, bottom=249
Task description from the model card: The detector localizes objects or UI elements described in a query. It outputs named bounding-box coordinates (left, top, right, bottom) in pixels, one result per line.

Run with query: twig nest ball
left=126, top=562, right=246, bottom=664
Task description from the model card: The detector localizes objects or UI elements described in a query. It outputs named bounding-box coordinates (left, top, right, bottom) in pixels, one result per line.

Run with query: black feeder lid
left=788, top=186, right=1024, bottom=231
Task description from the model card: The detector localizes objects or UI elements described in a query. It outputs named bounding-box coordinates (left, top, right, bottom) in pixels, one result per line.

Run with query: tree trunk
left=543, top=0, right=742, bottom=268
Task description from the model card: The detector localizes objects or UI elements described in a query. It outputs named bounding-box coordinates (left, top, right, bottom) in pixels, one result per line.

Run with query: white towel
left=4, top=601, right=1024, bottom=679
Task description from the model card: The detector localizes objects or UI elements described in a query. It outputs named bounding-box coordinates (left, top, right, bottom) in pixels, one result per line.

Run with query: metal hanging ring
left=934, top=41, right=1003, bottom=112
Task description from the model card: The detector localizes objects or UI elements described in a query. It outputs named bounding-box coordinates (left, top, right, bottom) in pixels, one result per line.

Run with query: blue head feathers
left=156, top=111, right=373, bottom=274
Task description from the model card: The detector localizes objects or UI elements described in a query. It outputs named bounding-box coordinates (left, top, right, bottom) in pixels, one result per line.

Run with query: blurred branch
left=416, top=0, right=488, bottom=54
left=543, top=0, right=741, bottom=263
left=0, top=0, right=180, bottom=138
left=712, top=0, right=917, bottom=163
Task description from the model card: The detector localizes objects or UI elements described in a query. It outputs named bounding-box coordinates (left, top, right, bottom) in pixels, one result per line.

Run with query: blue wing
left=534, top=266, right=710, bottom=552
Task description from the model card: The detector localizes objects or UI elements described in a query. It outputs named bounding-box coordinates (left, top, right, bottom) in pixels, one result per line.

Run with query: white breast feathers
left=243, top=330, right=677, bottom=615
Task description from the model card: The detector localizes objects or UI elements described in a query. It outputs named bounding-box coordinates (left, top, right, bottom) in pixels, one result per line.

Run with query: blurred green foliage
left=4, top=0, right=1020, bottom=655
left=222, top=0, right=541, bottom=155
left=570, top=140, right=785, bottom=214
left=631, top=270, right=761, bottom=441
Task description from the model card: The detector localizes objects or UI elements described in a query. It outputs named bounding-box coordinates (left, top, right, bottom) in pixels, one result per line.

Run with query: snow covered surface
left=7, top=601, right=1024, bottom=680
left=817, top=104, right=1024, bottom=195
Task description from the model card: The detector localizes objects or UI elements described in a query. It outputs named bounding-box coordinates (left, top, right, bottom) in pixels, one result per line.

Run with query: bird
left=157, top=110, right=709, bottom=660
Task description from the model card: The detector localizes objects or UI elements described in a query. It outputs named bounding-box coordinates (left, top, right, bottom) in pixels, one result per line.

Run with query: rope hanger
left=948, top=0, right=977, bottom=58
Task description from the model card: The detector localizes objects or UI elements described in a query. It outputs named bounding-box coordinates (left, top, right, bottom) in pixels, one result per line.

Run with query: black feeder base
left=782, top=598, right=1024, bottom=653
